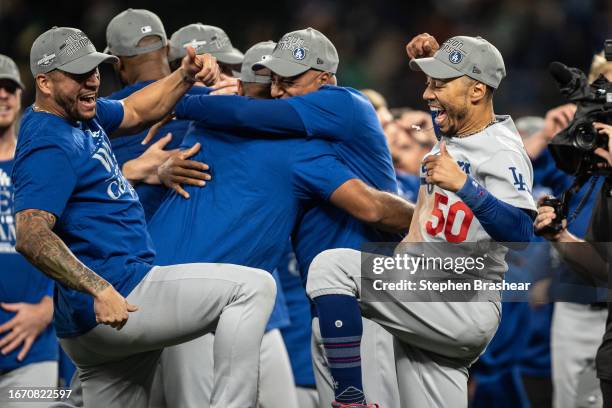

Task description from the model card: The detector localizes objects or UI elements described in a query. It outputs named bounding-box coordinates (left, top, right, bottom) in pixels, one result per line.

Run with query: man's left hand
left=0, top=297, right=53, bottom=361
left=423, top=140, right=467, bottom=192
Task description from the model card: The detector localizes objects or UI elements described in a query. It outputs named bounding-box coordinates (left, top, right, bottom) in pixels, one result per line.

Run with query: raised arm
left=175, top=95, right=307, bottom=137
left=116, top=48, right=220, bottom=136
left=330, top=179, right=414, bottom=233
left=15, top=210, right=137, bottom=329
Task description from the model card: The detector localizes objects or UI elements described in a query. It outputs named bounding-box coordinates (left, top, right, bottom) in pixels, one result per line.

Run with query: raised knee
left=308, top=248, right=351, bottom=279
left=250, top=269, right=277, bottom=302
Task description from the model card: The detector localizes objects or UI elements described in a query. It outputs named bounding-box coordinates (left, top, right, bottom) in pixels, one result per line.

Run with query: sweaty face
left=0, top=80, right=21, bottom=129
left=422, top=76, right=470, bottom=136
left=48, top=68, right=100, bottom=121
left=271, top=70, right=324, bottom=99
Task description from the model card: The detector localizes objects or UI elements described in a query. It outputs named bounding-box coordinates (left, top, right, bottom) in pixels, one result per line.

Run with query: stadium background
left=1, top=0, right=610, bottom=115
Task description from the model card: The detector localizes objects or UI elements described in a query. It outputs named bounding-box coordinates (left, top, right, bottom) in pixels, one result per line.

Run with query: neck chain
left=456, top=118, right=498, bottom=138
left=32, top=105, right=56, bottom=115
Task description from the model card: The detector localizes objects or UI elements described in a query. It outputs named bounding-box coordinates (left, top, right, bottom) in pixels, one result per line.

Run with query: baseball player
left=104, top=9, right=212, bottom=221
left=162, top=27, right=409, bottom=408
left=304, top=33, right=537, bottom=407
left=276, top=240, right=320, bottom=408
left=12, top=27, right=275, bottom=408
left=168, top=23, right=243, bottom=95
left=0, top=54, right=59, bottom=408
left=148, top=40, right=412, bottom=408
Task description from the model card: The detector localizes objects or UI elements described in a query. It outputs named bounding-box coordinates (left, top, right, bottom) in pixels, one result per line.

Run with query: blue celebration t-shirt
left=12, top=99, right=155, bottom=338
left=0, top=158, right=58, bottom=370
left=174, top=86, right=400, bottom=280
left=108, top=82, right=211, bottom=220
left=148, top=122, right=356, bottom=330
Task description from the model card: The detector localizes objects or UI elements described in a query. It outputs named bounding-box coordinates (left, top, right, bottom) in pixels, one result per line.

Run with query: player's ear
left=237, top=80, right=245, bottom=96
left=470, top=81, right=487, bottom=103
left=318, top=71, right=332, bottom=85
left=35, top=73, right=53, bottom=96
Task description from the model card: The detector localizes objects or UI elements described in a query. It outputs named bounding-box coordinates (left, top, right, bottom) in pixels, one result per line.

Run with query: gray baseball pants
left=151, top=328, right=299, bottom=408
left=306, top=248, right=501, bottom=408
left=0, top=361, right=58, bottom=408
left=60, top=263, right=276, bottom=408
left=552, top=302, right=607, bottom=408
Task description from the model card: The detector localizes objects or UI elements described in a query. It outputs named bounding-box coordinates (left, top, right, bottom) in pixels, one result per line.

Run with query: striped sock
left=314, top=294, right=365, bottom=404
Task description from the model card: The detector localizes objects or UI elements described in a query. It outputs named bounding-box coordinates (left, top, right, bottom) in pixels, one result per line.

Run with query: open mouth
left=78, top=95, right=96, bottom=109
left=0, top=106, right=11, bottom=113
left=430, top=107, right=447, bottom=124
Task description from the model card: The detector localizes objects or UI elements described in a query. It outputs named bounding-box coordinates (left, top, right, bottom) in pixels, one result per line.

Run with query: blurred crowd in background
left=1, top=0, right=610, bottom=114
left=1, top=1, right=612, bottom=407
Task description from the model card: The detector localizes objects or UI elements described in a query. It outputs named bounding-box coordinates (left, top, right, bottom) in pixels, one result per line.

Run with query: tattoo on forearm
left=15, top=210, right=109, bottom=295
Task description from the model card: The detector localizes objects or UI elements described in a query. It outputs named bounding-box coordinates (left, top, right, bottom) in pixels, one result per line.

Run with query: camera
left=547, top=40, right=612, bottom=176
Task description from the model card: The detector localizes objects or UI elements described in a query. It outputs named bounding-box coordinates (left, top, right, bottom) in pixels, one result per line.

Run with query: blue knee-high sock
left=314, top=294, right=365, bottom=404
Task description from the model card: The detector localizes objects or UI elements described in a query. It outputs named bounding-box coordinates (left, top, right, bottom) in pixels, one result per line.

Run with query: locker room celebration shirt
left=12, top=99, right=155, bottom=338
left=174, top=85, right=401, bottom=282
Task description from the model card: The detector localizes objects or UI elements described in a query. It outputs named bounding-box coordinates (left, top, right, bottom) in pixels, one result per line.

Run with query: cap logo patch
left=449, top=50, right=463, bottom=64
left=472, top=66, right=481, bottom=74
left=277, top=35, right=310, bottom=59
left=316, top=58, right=324, bottom=65
left=37, top=53, right=56, bottom=67
left=183, top=40, right=207, bottom=53
left=211, top=35, right=230, bottom=50
left=61, top=31, right=91, bottom=57
left=293, top=48, right=306, bottom=60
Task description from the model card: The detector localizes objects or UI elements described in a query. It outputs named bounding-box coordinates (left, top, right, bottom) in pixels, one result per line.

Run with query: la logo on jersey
left=509, top=167, right=530, bottom=192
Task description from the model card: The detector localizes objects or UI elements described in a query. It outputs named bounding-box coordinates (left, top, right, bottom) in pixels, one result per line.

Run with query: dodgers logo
left=449, top=50, right=463, bottom=64
left=509, top=167, right=530, bottom=192
left=293, top=47, right=306, bottom=60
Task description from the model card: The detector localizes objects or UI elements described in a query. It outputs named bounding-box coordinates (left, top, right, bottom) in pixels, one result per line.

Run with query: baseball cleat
left=331, top=402, right=380, bottom=408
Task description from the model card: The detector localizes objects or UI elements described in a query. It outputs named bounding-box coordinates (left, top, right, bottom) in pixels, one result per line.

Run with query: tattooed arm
left=15, top=209, right=138, bottom=329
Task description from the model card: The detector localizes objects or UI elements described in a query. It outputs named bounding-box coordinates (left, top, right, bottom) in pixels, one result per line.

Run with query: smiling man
left=12, top=27, right=275, bottom=408
left=0, top=54, right=59, bottom=408
left=304, top=34, right=538, bottom=407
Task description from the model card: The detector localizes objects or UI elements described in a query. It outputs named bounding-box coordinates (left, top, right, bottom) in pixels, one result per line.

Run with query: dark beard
left=442, top=102, right=468, bottom=137
left=54, top=91, right=90, bottom=122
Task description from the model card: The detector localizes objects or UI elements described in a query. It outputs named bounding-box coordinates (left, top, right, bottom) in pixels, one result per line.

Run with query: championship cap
left=105, top=9, right=167, bottom=56
left=239, top=41, right=275, bottom=84
left=0, top=54, right=25, bottom=88
left=168, top=23, right=244, bottom=64
left=252, top=27, right=338, bottom=77
left=30, top=27, right=118, bottom=76
left=410, top=36, right=506, bottom=89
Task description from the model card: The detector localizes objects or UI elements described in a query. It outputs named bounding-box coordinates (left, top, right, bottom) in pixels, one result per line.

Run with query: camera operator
left=535, top=50, right=612, bottom=407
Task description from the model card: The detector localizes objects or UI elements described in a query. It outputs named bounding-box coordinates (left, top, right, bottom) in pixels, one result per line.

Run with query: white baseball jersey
left=404, top=115, right=536, bottom=284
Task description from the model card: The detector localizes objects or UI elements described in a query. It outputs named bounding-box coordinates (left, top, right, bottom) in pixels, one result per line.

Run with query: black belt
left=590, top=302, right=607, bottom=310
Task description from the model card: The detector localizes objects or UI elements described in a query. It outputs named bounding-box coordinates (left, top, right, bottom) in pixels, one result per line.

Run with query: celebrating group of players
left=2, top=6, right=608, bottom=408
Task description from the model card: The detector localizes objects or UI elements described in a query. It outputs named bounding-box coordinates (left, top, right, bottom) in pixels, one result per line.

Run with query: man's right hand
left=406, top=33, right=440, bottom=59
left=158, top=143, right=211, bottom=199
left=533, top=204, right=568, bottom=242
left=93, top=285, right=138, bottom=330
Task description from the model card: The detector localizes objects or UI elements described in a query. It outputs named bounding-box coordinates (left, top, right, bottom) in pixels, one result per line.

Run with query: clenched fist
left=406, top=33, right=440, bottom=59
left=423, top=141, right=467, bottom=192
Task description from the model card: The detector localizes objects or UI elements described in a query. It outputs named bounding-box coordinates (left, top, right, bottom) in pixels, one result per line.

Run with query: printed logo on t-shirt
left=0, top=168, right=16, bottom=253
left=87, top=128, right=137, bottom=201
